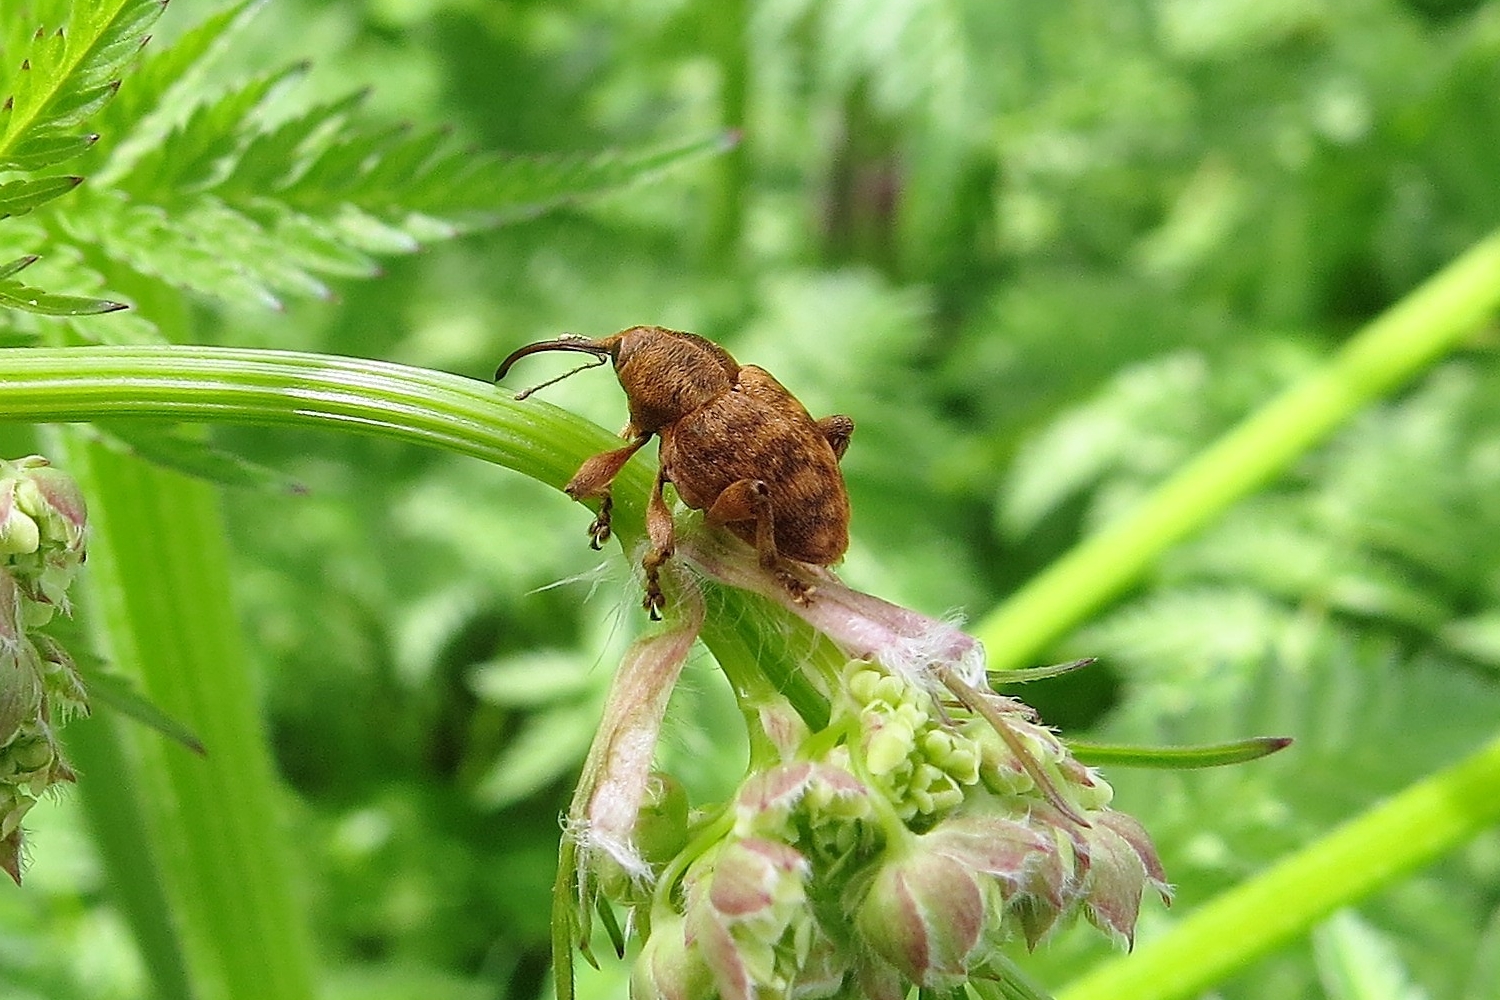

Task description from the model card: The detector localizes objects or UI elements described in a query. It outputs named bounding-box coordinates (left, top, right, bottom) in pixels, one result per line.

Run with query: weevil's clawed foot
left=642, top=546, right=672, bottom=620
left=777, top=569, right=815, bottom=605
left=586, top=496, right=613, bottom=549
left=643, top=578, right=666, bottom=620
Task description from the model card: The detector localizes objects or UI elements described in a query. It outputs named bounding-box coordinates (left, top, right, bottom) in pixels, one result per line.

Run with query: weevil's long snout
left=493, top=336, right=611, bottom=382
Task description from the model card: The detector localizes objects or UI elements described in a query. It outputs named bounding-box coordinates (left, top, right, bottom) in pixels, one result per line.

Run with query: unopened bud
left=634, top=772, right=689, bottom=870
left=1081, top=810, right=1172, bottom=946
left=0, top=481, right=40, bottom=557
left=631, top=913, right=714, bottom=1000
left=12, top=462, right=87, bottom=554
left=685, top=837, right=811, bottom=999
left=854, top=838, right=986, bottom=988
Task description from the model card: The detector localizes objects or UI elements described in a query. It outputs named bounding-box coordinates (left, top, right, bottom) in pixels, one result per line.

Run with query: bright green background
left=4, top=1, right=1500, bottom=999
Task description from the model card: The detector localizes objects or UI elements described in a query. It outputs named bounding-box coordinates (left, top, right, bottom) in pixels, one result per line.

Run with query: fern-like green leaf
left=90, top=420, right=306, bottom=493
left=0, top=253, right=124, bottom=314
left=0, top=174, right=82, bottom=218
left=125, top=62, right=308, bottom=197
left=5, top=2, right=729, bottom=325
left=4, top=131, right=100, bottom=171
left=86, top=0, right=258, bottom=174
left=0, top=0, right=164, bottom=169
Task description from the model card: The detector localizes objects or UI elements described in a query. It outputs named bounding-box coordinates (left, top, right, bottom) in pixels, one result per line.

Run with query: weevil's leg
left=705, top=479, right=779, bottom=567
left=816, top=415, right=855, bottom=461
left=706, top=479, right=812, bottom=604
left=565, top=435, right=650, bottom=548
left=641, top=466, right=676, bottom=619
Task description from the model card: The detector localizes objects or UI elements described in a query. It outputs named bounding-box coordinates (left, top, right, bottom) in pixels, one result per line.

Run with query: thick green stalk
left=1059, top=728, right=1500, bottom=1000
left=60, top=437, right=320, bottom=1000
left=0, top=347, right=633, bottom=495
left=61, top=708, right=198, bottom=1000
left=976, top=227, right=1500, bottom=669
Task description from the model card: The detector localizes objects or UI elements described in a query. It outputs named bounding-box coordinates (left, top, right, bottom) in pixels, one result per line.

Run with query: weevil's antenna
left=494, top=334, right=611, bottom=399
left=511, top=355, right=609, bottom=400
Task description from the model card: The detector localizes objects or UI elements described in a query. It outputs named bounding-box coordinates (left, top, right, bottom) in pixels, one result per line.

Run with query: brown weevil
left=495, top=326, right=854, bottom=618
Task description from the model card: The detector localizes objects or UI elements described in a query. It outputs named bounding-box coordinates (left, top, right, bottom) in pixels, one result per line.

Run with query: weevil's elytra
left=495, top=326, right=854, bottom=618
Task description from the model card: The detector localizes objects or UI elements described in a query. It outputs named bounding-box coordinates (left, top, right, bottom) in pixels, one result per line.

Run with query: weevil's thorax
left=612, top=326, right=740, bottom=433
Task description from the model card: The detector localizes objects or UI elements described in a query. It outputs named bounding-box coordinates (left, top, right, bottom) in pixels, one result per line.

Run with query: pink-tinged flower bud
left=685, top=838, right=811, bottom=1000
left=853, top=838, right=987, bottom=988
left=0, top=458, right=88, bottom=623
left=0, top=480, right=40, bottom=557
left=12, top=461, right=87, bottom=555
left=631, top=913, right=715, bottom=1000
left=0, top=828, right=21, bottom=885
left=567, top=577, right=704, bottom=888
left=1081, top=810, right=1172, bottom=946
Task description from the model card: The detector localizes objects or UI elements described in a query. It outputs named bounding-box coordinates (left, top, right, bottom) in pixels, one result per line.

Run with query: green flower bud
left=634, top=772, right=689, bottom=870
left=12, top=462, right=88, bottom=554
left=0, top=720, right=73, bottom=870
left=862, top=710, right=917, bottom=777
left=0, top=481, right=40, bottom=557
left=631, top=912, right=715, bottom=1000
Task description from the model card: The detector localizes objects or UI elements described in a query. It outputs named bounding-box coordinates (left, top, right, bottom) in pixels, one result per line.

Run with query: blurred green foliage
left=6, top=0, right=1500, bottom=998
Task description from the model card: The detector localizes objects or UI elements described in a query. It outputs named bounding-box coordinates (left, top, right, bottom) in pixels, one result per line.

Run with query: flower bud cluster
left=0, top=456, right=89, bottom=883
left=847, top=663, right=979, bottom=821
left=623, top=658, right=1170, bottom=1000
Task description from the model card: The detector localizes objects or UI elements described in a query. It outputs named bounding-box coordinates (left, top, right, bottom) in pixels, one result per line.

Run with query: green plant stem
left=1, top=346, right=637, bottom=495
left=976, top=227, right=1500, bottom=669
left=1058, top=727, right=1500, bottom=1000
left=61, top=707, right=197, bottom=1000
left=57, top=432, right=320, bottom=1000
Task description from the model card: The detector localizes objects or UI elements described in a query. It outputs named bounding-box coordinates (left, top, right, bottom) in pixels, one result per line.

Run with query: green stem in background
left=1059, top=728, right=1500, bottom=1000
left=59, top=437, right=319, bottom=1000
left=976, top=227, right=1500, bottom=670
left=704, top=0, right=748, bottom=259
left=60, top=706, right=198, bottom=1000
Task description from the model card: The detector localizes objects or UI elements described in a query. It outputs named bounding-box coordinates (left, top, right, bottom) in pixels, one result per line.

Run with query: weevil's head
left=496, top=326, right=740, bottom=434
left=494, top=333, right=612, bottom=399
